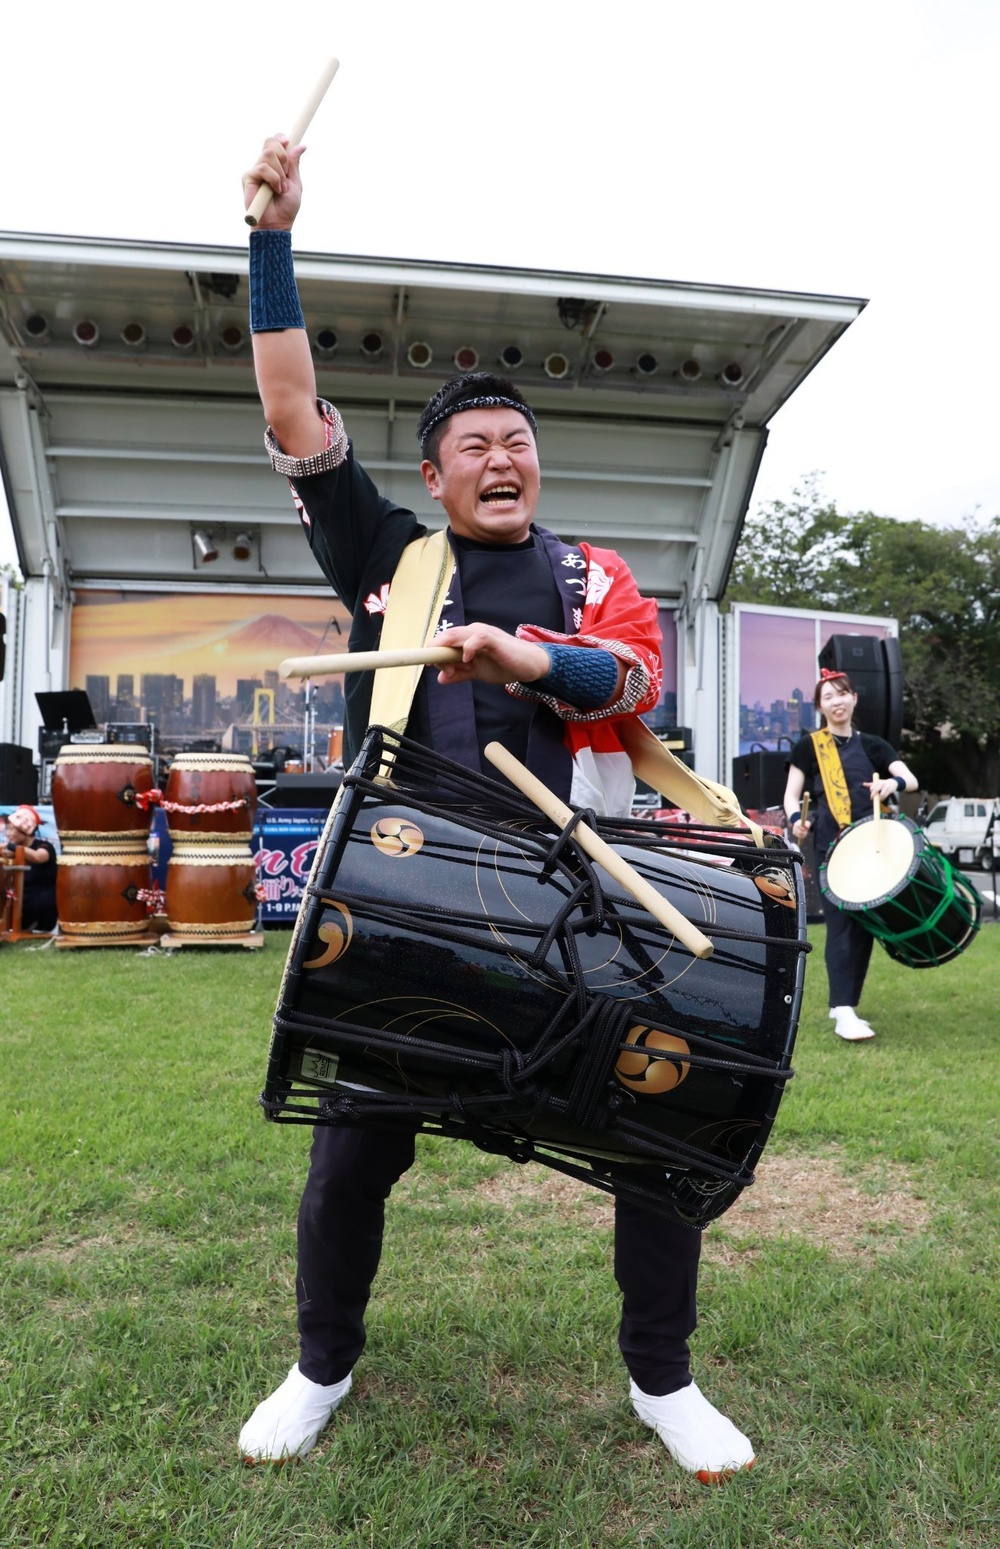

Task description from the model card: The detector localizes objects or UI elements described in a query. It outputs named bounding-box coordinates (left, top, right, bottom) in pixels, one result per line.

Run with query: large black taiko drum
left=265, top=729, right=808, bottom=1227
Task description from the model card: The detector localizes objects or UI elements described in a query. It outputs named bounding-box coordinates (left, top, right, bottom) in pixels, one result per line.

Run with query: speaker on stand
left=818, top=634, right=903, bottom=746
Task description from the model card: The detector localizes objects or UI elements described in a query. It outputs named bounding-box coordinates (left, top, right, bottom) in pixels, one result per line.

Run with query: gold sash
left=368, top=530, right=455, bottom=778
left=811, top=729, right=853, bottom=829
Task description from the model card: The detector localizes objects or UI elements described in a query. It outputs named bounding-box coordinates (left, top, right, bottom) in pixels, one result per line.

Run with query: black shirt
left=290, top=447, right=565, bottom=772
left=790, top=729, right=900, bottom=853
left=17, top=837, right=57, bottom=930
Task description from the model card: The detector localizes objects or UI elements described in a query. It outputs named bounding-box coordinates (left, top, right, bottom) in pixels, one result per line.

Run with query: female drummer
left=783, top=670, right=917, bottom=1041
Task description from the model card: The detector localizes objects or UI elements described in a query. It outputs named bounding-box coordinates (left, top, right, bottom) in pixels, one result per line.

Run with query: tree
left=726, top=481, right=1000, bottom=793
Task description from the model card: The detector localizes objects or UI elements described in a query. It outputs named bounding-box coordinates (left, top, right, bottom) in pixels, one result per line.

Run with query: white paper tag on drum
left=299, top=1049, right=340, bottom=1086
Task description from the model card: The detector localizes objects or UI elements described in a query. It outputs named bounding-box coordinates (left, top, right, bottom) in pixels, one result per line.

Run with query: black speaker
left=273, top=771, right=343, bottom=809
left=0, top=743, right=39, bottom=804
left=0, top=610, right=6, bottom=683
left=731, top=749, right=790, bottom=810
left=818, top=634, right=903, bottom=746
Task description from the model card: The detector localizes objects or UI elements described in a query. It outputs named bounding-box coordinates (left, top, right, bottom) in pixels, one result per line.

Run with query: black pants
left=296, top=1124, right=700, bottom=1397
left=819, top=888, right=874, bottom=1007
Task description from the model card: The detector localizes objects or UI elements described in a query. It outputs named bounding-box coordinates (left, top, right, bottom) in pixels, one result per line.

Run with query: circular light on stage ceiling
left=171, top=324, right=196, bottom=353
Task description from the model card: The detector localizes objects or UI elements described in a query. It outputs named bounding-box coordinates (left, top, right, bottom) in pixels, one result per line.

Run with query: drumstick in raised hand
left=244, top=57, right=341, bottom=226
left=280, top=646, right=463, bottom=680
left=484, top=741, right=714, bottom=961
left=872, top=771, right=882, bottom=851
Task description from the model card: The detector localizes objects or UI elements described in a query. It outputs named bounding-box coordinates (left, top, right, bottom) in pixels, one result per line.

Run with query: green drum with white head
left=820, top=814, right=980, bottom=968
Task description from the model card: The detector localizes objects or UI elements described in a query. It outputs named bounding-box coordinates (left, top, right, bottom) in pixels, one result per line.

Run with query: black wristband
left=249, top=229, right=306, bottom=333
left=787, top=809, right=801, bottom=826
left=895, top=775, right=907, bottom=792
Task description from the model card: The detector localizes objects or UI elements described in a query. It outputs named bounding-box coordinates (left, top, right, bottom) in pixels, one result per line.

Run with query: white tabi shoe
left=829, top=1006, right=876, bottom=1041
left=630, top=1379, right=756, bottom=1484
left=239, top=1363, right=352, bottom=1463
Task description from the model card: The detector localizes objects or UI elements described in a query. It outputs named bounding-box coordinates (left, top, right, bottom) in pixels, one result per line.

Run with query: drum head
left=824, top=816, right=916, bottom=907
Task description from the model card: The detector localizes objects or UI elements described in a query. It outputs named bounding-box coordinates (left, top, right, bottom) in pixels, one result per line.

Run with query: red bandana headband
left=819, top=669, right=848, bottom=682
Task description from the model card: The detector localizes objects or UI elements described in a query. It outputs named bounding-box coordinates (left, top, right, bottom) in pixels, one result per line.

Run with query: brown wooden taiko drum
left=165, top=842, right=258, bottom=937
left=163, top=754, right=257, bottom=840
left=51, top=746, right=154, bottom=840
left=56, top=839, right=153, bottom=939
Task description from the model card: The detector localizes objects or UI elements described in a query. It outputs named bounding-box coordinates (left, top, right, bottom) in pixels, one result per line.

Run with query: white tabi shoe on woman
left=829, top=1006, right=876, bottom=1041
left=239, top=1363, right=352, bottom=1463
left=630, top=1379, right=756, bottom=1483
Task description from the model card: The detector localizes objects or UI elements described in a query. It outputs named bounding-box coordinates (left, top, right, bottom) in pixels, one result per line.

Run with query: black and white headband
left=418, top=395, right=538, bottom=451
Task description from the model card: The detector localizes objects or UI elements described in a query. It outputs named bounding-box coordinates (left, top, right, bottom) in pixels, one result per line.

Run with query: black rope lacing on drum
left=262, top=727, right=805, bottom=1225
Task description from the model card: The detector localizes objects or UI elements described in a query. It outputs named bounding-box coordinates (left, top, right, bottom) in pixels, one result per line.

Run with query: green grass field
left=1, top=924, right=997, bottom=1548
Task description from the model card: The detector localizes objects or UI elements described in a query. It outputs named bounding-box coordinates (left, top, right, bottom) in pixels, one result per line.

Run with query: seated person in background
left=2, top=805, right=57, bottom=932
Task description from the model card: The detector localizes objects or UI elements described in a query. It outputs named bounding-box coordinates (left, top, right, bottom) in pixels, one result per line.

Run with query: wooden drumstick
left=245, top=58, right=341, bottom=227
left=484, top=741, right=714, bottom=961
left=280, top=645, right=463, bottom=680
left=800, top=793, right=810, bottom=831
left=872, top=771, right=882, bottom=851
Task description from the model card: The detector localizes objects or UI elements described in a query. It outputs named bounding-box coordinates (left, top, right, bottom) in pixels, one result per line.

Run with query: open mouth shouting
left=479, top=482, right=521, bottom=508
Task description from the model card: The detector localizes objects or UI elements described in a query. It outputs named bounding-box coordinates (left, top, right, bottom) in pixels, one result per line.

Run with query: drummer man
left=784, top=670, right=918, bottom=1041
left=238, top=133, right=756, bottom=1482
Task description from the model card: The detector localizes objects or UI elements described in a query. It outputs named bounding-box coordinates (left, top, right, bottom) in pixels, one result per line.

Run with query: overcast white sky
left=2, top=0, right=998, bottom=568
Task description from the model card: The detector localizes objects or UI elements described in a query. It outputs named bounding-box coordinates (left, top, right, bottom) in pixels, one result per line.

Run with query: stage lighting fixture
left=590, top=347, right=614, bottom=374
left=24, top=314, right=49, bottom=343
left=192, top=530, right=219, bottom=564
left=453, top=345, right=478, bottom=371
left=360, top=331, right=384, bottom=361
left=407, top=341, right=433, bottom=369
left=719, top=361, right=745, bottom=387
left=498, top=344, right=523, bottom=370
left=314, top=327, right=338, bottom=357
left=73, top=319, right=100, bottom=348
left=121, top=322, right=146, bottom=351
left=232, top=531, right=253, bottom=561
left=633, top=352, right=658, bottom=376
left=219, top=324, right=244, bottom=353
left=678, top=357, right=702, bottom=382
left=171, top=324, right=196, bottom=353
left=543, top=352, right=571, bottom=380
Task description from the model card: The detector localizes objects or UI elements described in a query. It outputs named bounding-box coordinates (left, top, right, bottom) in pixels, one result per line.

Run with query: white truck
left=922, top=797, right=1000, bottom=869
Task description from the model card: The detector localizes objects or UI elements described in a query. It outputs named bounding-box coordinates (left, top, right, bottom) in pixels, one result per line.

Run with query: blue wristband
left=249, top=229, right=306, bottom=333
left=895, top=775, right=907, bottom=792
left=532, top=644, right=619, bottom=709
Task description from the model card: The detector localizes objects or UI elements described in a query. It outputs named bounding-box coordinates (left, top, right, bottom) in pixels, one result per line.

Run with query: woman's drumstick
left=484, top=741, right=714, bottom=961
left=245, top=57, right=341, bottom=227
left=280, top=646, right=462, bottom=680
left=872, top=771, right=882, bottom=851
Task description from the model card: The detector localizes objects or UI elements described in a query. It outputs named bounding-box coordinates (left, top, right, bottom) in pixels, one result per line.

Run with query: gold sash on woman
left=811, top=729, right=853, bottom=829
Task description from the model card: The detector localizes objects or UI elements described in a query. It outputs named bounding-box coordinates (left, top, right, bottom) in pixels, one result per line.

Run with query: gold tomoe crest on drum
left=370, top=818, right=424, bottom=857
left=303, top=904, right=354, bottom=969
left=615, top=1025, right=691, bottom=1094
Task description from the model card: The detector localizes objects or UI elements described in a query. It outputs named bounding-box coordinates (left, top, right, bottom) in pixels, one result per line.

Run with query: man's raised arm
left=242, top=136, right=327, bottom=459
